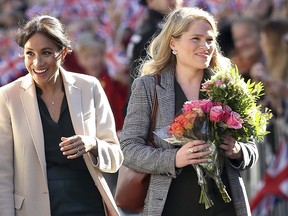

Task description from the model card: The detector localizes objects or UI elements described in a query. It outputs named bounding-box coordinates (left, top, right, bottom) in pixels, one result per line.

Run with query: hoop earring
left=172, top=50, right=177, bottom=55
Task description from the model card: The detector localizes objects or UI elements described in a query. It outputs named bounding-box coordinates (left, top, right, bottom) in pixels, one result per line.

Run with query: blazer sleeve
left=88, top=78, right=124, bottom=173
left=0, top=89, right=15, bottom=215
left=120, top=77, right=178, bottom=177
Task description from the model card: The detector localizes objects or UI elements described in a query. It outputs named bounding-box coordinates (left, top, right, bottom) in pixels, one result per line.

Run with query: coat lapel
left=61, top=69, right=84, bottom=135
left=19, top=69, right=85, bottom=184
left=156, top=68, right=176, bottom=128
left=21, top=74, right=47, bottom=182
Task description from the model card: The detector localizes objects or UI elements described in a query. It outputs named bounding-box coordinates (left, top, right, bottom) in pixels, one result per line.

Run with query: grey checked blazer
left=120, top=66, right=258, bottom=216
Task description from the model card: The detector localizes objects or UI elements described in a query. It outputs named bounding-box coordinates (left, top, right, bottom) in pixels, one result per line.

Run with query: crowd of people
left=0, top=0, right=288, bottom=216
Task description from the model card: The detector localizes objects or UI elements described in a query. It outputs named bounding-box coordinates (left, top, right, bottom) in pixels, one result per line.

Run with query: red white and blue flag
left=250, top=138, right=288, bottom=215
left=0, top=37, right=26, bottom=86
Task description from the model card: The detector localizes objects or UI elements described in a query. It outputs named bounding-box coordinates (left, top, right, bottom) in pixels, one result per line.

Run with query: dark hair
left=139, top=0, right=147, bottom=6
left=15, top=15, right=72, bottom=52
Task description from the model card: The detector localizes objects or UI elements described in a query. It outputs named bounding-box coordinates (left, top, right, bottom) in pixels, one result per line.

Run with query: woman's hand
left=175, top=140, right=211, bottom=168
left=59, top=135, right=97, bottom=159
left=219, top=134, right=242, bottom=160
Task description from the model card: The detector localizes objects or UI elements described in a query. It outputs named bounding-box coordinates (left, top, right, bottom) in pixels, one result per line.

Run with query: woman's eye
left=43, top=51, right=53, bottom=56
left=206, top=38, right=215, bottom=44
left=25, top=51, right=34, bottom=56
left=191, top=37, right=200, bottom=41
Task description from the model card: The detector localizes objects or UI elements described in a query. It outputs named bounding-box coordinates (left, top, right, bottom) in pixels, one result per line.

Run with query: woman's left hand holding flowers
left=219, top=134, right=243, bottom=160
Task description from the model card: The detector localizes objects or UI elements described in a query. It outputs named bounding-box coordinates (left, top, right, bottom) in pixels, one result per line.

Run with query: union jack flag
left=183, top=0, right=249, bottom=15
left=26, top=0, right=106, bottom=21
left=0, top=37, right=26, bottom=87
left=250, top=138, right=288, bottom=216
left=106, top=46, right=129, bottom=77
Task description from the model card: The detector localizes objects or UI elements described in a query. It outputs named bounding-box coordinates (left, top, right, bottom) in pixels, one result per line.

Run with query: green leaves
left=202, top=65, right=273, bottom=142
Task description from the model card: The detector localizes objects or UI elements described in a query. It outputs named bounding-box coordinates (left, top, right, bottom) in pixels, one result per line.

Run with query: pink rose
left=213, top=101, right=223, bottom=106
left=184, top=101, right=197, bottom=112
left=222, top=105, right=232, bottom=121
left=226, top=111, right=243, bottom=129
left=209, top=106, right=224, bottom=123
left=184, top=100, right=202, bottom=112
left=184, top=99, right=213, bottom=113
left=199, top=100, right=213, bottom=113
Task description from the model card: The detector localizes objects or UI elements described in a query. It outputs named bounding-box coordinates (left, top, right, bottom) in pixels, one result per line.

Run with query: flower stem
left=193, top=164, right=214, bottom=209
left=214, top=176, right=232, bottom=203
left=199, top=183, right=214, bottom=209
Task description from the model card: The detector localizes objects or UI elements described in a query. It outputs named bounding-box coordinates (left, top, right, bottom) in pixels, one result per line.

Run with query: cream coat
left=0, top=68, right=123, bottom=216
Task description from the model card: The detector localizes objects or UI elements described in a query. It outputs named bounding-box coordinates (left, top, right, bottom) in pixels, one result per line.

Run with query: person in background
left=217, top=20, right=235, bottom=58
left=124, top=0, right=183, bottom=119
left=231, top=16, right=264, bottom=82
left=62, top=19, right=94, bottom=75
left=251, top=19, right=288, bottom=153
left=74, top=31, right=128, bottom=132
left=0, top=15, right=123, bottom=216
left=120, top=7, right=258, bottom=216
left=74, top=31, right=128, bottom=197
left=126, top=0, right=183, bottom=79
left=251, top=19, right=288, bottom=106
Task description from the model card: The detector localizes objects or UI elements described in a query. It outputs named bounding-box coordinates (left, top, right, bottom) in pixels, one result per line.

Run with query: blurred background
left=0, top=0, right=287, bottom=215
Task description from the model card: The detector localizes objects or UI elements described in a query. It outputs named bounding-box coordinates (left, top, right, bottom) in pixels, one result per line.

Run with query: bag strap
left=83, top=155, right=120, bottom=216
left=147, top=75, right=160, bottom=147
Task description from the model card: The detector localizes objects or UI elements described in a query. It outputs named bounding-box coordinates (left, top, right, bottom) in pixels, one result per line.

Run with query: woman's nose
left=200, top=42, right=209, bottom=50
left=33, top=56, right=44, bottom=66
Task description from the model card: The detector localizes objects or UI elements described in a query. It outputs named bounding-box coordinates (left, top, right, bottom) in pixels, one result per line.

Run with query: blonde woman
left=120, top=7, right=257, bottom=216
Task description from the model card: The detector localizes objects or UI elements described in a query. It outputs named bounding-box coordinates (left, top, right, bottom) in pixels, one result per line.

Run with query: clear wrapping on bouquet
left=154, top=65, right=273, bottom=209
left=154, top=112, right=231, bottom=209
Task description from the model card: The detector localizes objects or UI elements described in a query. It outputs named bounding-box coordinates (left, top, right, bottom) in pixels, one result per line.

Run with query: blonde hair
left=139, top=7, right=230, bottom=76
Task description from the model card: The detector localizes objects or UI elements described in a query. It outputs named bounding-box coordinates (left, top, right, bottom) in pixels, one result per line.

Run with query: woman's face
left=23, top=33, right=64, bottom=87
left=170, top=19, right=216, bottom=72
left=232, top=23, right=261, bottom=62
left=76, top=47, right=105, bottom=77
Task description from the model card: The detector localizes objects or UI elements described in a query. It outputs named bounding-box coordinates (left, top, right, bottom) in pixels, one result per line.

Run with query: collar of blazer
left=21, top=67, right=76, bottom=90
left=20, top=67, right=83, bottom=135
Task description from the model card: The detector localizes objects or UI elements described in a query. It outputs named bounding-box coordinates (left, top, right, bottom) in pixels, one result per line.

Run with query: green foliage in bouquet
left=154, top=63, right=273, bottom=209
left=201, top=65, right=273, bottom=143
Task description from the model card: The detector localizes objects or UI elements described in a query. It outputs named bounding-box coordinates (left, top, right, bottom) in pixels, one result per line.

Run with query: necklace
left=51, top=101, right=55, bottom=105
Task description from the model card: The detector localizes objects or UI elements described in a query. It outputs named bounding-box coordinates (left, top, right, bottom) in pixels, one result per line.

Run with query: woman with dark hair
left=0, top=15, right=123, bottom=216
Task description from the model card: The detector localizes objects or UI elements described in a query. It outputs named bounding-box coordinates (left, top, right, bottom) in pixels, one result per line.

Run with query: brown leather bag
left=115, top=75, right=160, bottom=213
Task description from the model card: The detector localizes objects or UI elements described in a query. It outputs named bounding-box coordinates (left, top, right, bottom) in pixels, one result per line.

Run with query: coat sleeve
left=230, top=139, right=259, bottom=170
left=0, top=89, right=15, bottom=215
left=88, top=78, right=124, bottom=173
left=120, top=77, right=178, bottom=177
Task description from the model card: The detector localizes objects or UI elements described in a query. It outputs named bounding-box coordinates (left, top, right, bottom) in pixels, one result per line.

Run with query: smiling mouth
left=196, top=53, right=209, bottom=57
left=33, top=68, right=48, bottom=74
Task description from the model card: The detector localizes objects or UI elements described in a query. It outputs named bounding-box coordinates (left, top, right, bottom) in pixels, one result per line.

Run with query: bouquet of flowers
left=201, top=66, right=272, bottom=143
left=155, top=65, right=272, bottom=209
